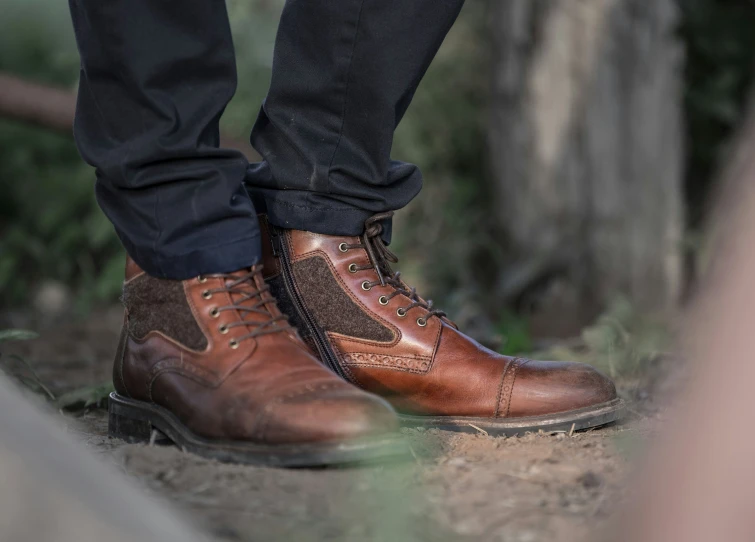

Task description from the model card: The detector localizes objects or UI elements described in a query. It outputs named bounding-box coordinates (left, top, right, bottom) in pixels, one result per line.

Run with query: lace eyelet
left=378, top=296, right=389, bottom=306
left=210, top=308, right=220, bottom=318
left=396, top=308, right=407, bottom=318
left=219, top=325, right=229, bottom=335
left=361, top=281, right=372, bottom=291
left=202, top=290, right=212, bottom=300
left=348, top=263, right=358, bottom=273
left=416, top=317, right=427, bottom=327
left=197, top=276, right=207, bottom=283
left=338, top=243, right=349, bottom=253
left=229, top=339, right=239, bottom=349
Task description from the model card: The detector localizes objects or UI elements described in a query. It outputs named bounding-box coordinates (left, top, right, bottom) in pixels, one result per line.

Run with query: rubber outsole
left=108, top=393, right=409, bottom=468
left=398, top=398, right=626, bottom=436
left=109, top=393, right=624, bottom=466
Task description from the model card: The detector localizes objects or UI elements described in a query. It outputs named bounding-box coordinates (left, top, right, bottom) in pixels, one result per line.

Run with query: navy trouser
left=68, top=0, right=464, bottom=279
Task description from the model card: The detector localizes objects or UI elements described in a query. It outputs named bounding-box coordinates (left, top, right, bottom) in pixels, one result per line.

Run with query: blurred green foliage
left=0, top=0, right=119, bottom=308
left=534, top=296, right=669, bottom=382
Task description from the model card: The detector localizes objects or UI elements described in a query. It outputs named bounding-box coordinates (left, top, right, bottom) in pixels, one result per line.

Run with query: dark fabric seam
left=267, top=199, right=372, bottom=212
left=326, top=0, right=367, bottom=179
left=157, top=231, right=260, bottom=260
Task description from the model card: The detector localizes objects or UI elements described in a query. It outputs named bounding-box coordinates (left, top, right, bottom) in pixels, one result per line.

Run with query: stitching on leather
left=131, top=331, right=217, bottom=369
left=498, top=358, right=519, bottom=418
left=183, top=280, right=214, bottom=354
left=147, top=348, right=267, bottom=403
left=319, top=334, right=357, bottom=383
left=148, top=365, right=212, bottom=403
left=505, top=360, right=521, bottom=417
left=340, top=352, right=432, bottom=373
left=269, top=200, right=363, bottom=212
left=244, top=375, right=337, bottom=436
left=424, top=317, right=444, bottom=373
left=285, top=230, right=396, bottom=380
left=289, top=244, right=402, bottom=346
left=337, top=351, right=358, bottom=383
left=137, top=330, right=254, bottom=391
left=327, top=331, right=412, bottom=351
left=123, top=271, right=146, bottom=285
left=118, top=311, right=132, bottom=398
left=287, top=230, right=337, bottom=261
left=285, top=231, right=443, bottom=377
left=340, top=362, right=428, bottom=376
left=494, top=365, right=508, bottom=417
left=256, top=381, right=346, bottom=441
left=146, top=357, right=216, bottom=400
left=504, top=358, right=532, bottom=417
left=147, top=357, right=215, bottom=386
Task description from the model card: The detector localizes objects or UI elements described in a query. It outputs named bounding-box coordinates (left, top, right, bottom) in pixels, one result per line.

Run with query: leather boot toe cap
left=506, top=359, right=617, bottom=418
left=257, top=384, right=399, bottom=445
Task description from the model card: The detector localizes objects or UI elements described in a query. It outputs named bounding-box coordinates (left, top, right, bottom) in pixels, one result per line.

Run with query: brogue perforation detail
left=497, top=357, right=523, bottom=418
left=341, top=352, right=432, bottom=373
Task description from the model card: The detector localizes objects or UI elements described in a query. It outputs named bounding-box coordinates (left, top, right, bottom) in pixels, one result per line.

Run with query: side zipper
left=272, top=228, right=347, bottom=380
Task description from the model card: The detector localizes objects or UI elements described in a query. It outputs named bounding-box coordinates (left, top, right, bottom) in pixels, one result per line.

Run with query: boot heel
left=108, top=396, right=152, bottom=443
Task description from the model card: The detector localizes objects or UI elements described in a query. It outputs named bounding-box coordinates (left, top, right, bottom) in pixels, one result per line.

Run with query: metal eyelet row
left=345, top=255, right=426, bottom=327
left=394, top=306, right=426, bottom=326
left=201, top=280, right=238, bottom=347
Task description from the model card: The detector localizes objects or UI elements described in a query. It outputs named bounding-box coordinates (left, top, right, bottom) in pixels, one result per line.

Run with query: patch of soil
left=1, top=307, right=649, bottom=541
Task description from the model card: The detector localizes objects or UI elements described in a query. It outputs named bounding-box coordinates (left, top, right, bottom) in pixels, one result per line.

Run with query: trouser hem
left=249, top=190, right=393, bottom=242
left=128, top=233, right=262, bottom=280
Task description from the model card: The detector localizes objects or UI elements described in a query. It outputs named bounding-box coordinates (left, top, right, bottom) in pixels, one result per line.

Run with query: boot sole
left=398, top=398, right=625, bottom=436
left=108, top=393, right=408, bottom=467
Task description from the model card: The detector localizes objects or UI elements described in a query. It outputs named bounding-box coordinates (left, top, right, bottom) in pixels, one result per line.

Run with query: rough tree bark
left=488, top=0, right=684, bottom=333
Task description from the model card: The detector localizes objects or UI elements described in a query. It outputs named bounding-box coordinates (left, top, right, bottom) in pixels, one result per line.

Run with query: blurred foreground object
left=0, top=372, right=204, bottom=542
left=622, top=96, right=755, bottom=541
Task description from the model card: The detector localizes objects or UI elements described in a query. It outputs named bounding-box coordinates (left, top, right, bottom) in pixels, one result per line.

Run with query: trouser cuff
left=248, top=188, right=393, bottom=244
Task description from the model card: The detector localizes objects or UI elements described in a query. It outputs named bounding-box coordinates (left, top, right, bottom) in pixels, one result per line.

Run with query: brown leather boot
left=261, top=213, right=624, bottom=436
left=108, top=257, right=404, bottom=466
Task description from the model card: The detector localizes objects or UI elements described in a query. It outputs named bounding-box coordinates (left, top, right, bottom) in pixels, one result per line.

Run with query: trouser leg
left=68, top=0, right=260, bottom=279
left=246, top=0, right=465, bottom=241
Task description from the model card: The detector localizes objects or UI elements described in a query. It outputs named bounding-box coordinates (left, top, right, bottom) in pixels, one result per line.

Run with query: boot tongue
left=222, top=267, right=283, bottom=325
left=362, top=213, right=398, bottom=285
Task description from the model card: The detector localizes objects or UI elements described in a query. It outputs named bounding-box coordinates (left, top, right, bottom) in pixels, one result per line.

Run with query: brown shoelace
left=199, top=265, right=291, bottom=346
left=340, top=212, right=447, bottom=326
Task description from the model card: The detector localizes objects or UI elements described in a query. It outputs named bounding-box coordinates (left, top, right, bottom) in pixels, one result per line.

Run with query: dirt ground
left=0, top=306, right=666, bottom=542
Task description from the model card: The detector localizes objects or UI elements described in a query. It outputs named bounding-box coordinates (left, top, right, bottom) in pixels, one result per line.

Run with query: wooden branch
left=0, top=72, right=258, bottom=160
left=0, top=73, right=76, bottom=133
